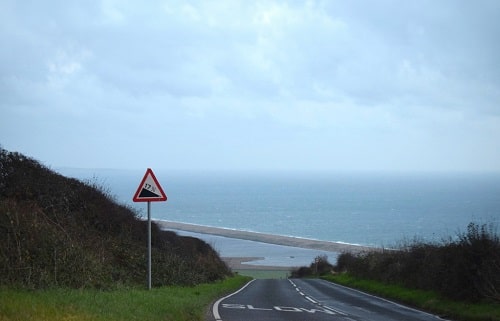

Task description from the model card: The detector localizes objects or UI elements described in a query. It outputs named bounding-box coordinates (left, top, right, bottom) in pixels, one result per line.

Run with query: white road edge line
left=323, top=280, right=451, bottom=320
left=305, top=296, right=317, bottom=304
left=212, top=279, right=255, bottom=321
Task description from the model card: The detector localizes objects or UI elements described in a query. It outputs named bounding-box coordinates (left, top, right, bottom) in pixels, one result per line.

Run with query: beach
left=221, top=257, right=291, bottom=271
left=157, top=220, right=376, bottom=270
left=157, top=220, right=376, bottom=253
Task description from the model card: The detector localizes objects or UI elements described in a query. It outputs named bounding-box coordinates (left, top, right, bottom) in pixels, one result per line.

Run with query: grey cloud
left=1, top=0, right=499, bottom=171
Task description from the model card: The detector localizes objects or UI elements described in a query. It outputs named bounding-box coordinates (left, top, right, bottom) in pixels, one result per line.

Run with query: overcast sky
left=1, top=0, right=499, bottom=172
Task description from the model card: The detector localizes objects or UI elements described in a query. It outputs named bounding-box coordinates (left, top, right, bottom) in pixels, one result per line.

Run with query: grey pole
left=147, top=201, right=151, bottom=290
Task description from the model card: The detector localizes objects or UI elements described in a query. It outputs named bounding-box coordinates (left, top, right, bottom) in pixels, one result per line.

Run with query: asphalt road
left=212, top=279, right=448, bottom=321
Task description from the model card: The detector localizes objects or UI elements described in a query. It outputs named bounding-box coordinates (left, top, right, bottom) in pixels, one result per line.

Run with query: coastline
left=221, top=257, right=291, bottom=271
left=156, top=220, right=376, bottom=254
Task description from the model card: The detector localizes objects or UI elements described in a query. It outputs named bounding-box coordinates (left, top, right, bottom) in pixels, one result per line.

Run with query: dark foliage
left=334, top=223, right=500, bottom=302
left=0, top=147, right=231, bottom=289
left=290, top=255, right=334, bottom=278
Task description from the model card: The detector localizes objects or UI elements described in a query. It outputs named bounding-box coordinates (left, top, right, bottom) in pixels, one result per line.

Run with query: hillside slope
left=0, top=147, right=230, bottom=288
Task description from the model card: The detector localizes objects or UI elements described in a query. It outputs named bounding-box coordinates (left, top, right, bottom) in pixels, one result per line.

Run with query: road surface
left=212, top=279, right=448, bottom=321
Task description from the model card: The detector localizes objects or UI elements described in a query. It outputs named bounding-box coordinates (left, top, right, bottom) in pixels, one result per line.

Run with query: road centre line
left=289, top=279, right=349, bottom=316
left=215, top=279, right=348, bottom=319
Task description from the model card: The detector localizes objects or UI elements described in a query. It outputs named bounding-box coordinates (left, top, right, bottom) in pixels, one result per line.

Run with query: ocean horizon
left=58, top=168, right=500, bottom=248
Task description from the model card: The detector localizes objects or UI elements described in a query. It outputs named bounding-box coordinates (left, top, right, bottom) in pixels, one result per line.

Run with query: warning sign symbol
left=133, top=168, right=167, bottom=202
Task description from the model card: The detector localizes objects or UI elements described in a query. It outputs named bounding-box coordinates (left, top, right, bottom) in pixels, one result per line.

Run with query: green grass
left=234, top=269, right=290, bottom=279
left=0, top=275, right=251, bottom=321
left=322, top=274, right=500, bottom=321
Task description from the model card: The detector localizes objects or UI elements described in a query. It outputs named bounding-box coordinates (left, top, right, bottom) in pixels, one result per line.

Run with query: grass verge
left=322, top=274, right=500, bottom=321
left=234, top=269, right=290, bottom=279
left=0, top=275, right=251, bottom=321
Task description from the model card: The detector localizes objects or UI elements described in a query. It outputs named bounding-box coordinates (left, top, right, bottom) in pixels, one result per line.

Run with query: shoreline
left=156, top=220, right=376, bottom=254
left=221, top=257, right=292, bottom=271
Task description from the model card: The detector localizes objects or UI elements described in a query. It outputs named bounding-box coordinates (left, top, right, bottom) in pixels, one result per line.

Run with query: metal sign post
left=147, top=201, right=151, bottom=289
left=133, top=168, right=167, bottom=290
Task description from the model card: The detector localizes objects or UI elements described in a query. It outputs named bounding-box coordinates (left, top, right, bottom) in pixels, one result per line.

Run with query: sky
left=1, top=0, right=500, bottom=172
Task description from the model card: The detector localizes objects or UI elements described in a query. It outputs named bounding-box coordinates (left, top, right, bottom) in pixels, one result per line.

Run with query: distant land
left=157, top=221, right=376, bottom=253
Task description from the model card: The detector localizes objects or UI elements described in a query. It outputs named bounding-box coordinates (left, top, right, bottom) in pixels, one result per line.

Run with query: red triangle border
left=132, top=168, right=167, bottom=202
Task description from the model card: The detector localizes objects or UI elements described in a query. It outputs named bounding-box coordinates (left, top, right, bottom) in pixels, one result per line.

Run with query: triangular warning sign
left=133, top=168, right=167, bottom=202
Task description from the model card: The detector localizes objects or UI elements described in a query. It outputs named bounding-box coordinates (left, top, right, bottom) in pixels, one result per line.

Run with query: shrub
left=290, top=255, right=334, bottom=278
left=332, top=222, right=500, bottom=302
left=0, top=147, right=231, bottom=289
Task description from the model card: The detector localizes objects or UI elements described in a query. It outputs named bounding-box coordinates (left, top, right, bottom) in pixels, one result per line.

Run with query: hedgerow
left=0, top=147, right=231, bottom=289
left=335, top=222, right=499, bottom=302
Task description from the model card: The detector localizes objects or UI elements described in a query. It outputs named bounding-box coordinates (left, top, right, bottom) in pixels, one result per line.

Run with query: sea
left=57, top=168, right=500, bottom=266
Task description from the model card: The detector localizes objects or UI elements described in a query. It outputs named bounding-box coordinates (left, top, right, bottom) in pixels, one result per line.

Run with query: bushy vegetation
left=292, top=224, right=500, bottom=320
left=0, top=147, right=231, bottom=289
left=335, top=223, right=499, bottom=303
left=293, top=223, right=500, bottom=303
left=290, top=255, right=334, bottom=278
left=323, top=273, right=500, bottom=321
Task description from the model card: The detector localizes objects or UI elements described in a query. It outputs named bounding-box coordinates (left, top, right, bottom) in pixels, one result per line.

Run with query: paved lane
left=213, top=279, right=343, bottom=321
left=291, top=279, right=448, bottom=321
left=212, top=279, right=448, bottom=321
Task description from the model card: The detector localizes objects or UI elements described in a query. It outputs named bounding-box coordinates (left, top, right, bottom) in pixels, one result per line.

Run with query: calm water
left=59, top=169, right=500, bottom=247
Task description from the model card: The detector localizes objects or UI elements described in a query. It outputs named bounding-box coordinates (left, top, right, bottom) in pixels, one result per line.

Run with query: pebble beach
left=157, top=220, right=377, bottom=270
